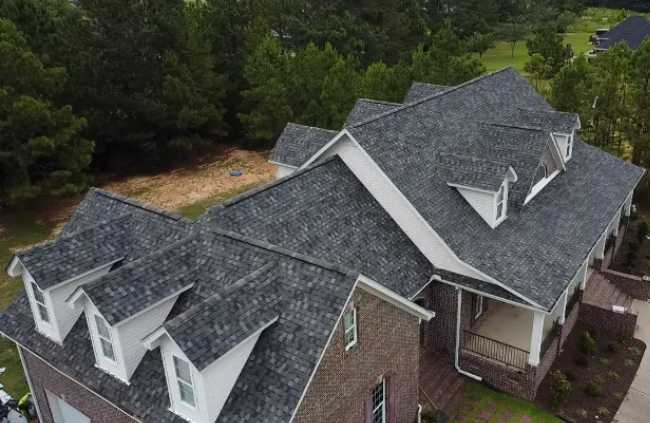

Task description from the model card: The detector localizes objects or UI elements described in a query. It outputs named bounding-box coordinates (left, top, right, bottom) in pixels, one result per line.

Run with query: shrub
left=607, top=370, right=620, bottom=380
left=599, top=357, right=610, bottom=366
left=575, top=353, right=589, bottom=367
left=575, top=409, right=588, bottom=418
left=624, top=358, right=636, bottom=367
left=550, top=370, right=572, bottom=407
left=579, top=331, right=596, bottom=355
left=593, top=374, right=606, bottom=385
left=584, top=381, right=603, bottom=397
left=597, top=407, right=611, bottom=417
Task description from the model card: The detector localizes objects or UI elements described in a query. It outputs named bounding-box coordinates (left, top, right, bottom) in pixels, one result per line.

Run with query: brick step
left=428, top=367, right=461, bottom=406
left=438, top=376, right=465, bottom=415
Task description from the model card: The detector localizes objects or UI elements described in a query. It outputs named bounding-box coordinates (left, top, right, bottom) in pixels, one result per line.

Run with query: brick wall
left=560, top=302, right=580, bottom=348
left=293, top=288, right=420, bottom=423
left=20, top=348, right=138, bottom=423
left=579, top=303, right=637, bottom=339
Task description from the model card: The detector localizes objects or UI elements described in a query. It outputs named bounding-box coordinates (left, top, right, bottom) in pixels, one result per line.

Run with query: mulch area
left=536, top=322, right=646, bottom=423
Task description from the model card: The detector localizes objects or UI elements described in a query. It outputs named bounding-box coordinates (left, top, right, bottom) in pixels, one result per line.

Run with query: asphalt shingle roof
left=202, top=157, right=434, bottom=299
left=346, top=68, right=644, bottom=309
left=404, top=82, right=451, bottom=103
left=269, top=123, right=337, bottom=167
left=599, top=16, right=650, bottom=50
left=345, top=98, right=401, bottom=126
left=436, top=152, right=511, bottom=192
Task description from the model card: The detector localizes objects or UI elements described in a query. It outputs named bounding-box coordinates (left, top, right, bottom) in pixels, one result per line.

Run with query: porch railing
left=462, top=330, right=529, bottom=370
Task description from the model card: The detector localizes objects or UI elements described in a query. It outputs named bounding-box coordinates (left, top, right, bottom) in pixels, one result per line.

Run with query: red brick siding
left=579, top=303, right=637, bottom=339
left=293, top=288, right=420, bottom=423
left=20, top=347, right=138, bottom=423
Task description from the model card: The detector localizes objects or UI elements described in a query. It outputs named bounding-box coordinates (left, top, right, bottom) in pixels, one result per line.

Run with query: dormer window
left=173, top=356, right=196, bottom=407
left=31, top=282, right=50, bottom=324
left=565, top=134, right=573, bottom=159
left=553, top=133, right=573, bottom=161
left=495, top=184, right=507, bottom=221
left=94, top=315, right=116, bottom=361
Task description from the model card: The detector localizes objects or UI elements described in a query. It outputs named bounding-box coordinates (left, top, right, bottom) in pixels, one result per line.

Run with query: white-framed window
left=94, top=315, right=116, bottom=361
left=495, top=184, right=506, bottom=220
left=474, top=295, right=484, bottom=319
left=371, top=378, right=386, bottom=423
left=173, top=356, right=196, bottom=407
left=31, top=282, right=50, bottom=324
left=343, top=307, right=358, bottom=350
left=566, top=135, right=573, bottom=159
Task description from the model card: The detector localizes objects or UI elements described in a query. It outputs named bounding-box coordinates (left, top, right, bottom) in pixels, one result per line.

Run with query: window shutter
left=387, top=374, right=398, bottom=423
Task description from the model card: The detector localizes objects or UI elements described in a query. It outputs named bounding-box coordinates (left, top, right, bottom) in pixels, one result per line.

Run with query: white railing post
left=528, top=310, right=545, bottom=366
left=559, top=290, right=568, bottom=325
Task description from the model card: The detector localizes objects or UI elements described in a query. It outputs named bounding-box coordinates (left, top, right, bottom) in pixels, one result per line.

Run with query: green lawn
left=453, top=383, right=562, bottom=423
left=0, top=209, right=52, bottom=398
left=568, top=7, right=644, bottom=33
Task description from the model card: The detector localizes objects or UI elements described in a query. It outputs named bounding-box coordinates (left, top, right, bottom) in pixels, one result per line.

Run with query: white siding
left=160, top=331, right=263, bottom=423
left=116, top=296, right=178, bottom=379
left=84, top=300, right=128, bottom=382
left=23, top=270, right=59, bottom=342
left=455, top=187, right=498, bottom=227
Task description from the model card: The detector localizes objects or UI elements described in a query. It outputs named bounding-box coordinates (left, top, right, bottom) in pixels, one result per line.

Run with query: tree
left=67, top=0, right=226, bottom=165
left=527, top=26, right=572, bottom=78
left=358, top=61, right=410, bottom=103
left=0, top=18, right=93, bottom=203
left=525, top=53, right=551, bottom=90
left=498, top=20, right=528, bottom=58
left=410, top=21, right=484, bottom=85
left=467, top=32, right=496, bottom=59
left=549, top=55, right=594, bottom=116
left=239, top=35, right=292, bottom=143
left=320, top=56, right=361, bottom=128
left=630, top=38, right=650, bottom=169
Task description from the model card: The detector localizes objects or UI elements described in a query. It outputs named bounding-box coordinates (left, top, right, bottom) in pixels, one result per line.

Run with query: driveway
left=614, top=300, right=650, bottom=423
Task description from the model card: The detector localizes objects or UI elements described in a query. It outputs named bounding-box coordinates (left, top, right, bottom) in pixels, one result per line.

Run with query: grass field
left=453, top=383, right=563, bottom=422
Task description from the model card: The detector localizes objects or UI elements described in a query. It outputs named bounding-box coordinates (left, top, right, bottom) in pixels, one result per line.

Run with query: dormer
left=552, top=131, right=575, bottom=162
left=440, top=153, right=517, bottom=229
left=67, top=279, right=191, bottom=383
left=143, top=288, right=279, bottom=423
left=7, top=255, right=120, bottom=344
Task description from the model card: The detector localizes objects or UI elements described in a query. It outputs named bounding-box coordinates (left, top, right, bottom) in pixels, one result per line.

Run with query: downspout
left=454, top=288, right=482, bottom=381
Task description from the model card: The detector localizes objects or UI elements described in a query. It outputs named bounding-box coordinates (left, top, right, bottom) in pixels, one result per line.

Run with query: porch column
left=613, top=209, right=621, bottom=236
left=580, top=258, right=589, bottom=291
left=528, top=310, right=545, bottom=366
left=624, top=193, right=633, bottom=217
left=595, top=233, right=606, bottom=260
left=558, top=290, right=568, bottom=325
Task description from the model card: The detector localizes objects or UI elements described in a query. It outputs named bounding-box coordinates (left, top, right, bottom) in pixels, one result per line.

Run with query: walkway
left=613, top=300, right=650, bottom=423
left=583, top=271, right=634, bottom=311
left=419, top=351, right=465, bottom=417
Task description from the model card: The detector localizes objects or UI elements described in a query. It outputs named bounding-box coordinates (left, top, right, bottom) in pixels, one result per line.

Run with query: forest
left=0, top=0, right=648, bottom=204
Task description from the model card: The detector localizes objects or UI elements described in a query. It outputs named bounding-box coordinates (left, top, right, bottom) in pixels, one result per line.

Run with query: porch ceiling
left=475, top=301, right=532, bottom=351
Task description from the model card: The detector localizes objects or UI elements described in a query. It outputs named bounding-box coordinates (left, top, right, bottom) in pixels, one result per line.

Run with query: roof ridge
left=208, top=156, right=340, bottom=212
left=356, top=98, right=402, bottom=106
left=481, top=121, right=547, bottom=132
left=91, top=188, right=188, bottom=223
left=515, top=107, right=578, bottom=117
left=209, top=228, right=359, bottom=278
left=284, top=122, right=338, bottom=133
left=347, top=67, right=515, bottom=129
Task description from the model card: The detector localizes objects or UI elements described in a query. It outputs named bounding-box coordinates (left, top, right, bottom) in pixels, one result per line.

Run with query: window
left=566, top=135, right=573, bottom=158
left=343, top=307, right=357, bottom=350
left=371, top=379, right=386, bottom=423
left=173, top=356, right=196, bottom=407
left=31, top=282, right=50, bottom=323
left=94, top=315, right=115, bottom=361
left=474, top=295, right=484, bottom=320
left=496, top=184, right=506, bottom=220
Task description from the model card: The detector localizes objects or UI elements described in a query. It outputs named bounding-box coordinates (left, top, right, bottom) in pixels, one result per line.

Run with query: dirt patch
left=45, top=148, right=275, bottom=235
left=536, top=323, right=646, bottom=423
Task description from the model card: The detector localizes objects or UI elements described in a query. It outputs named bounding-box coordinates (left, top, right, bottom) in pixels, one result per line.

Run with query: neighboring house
left=589, top=15, right=650, bottom=55
left=0, top=67, right=645, bottom=423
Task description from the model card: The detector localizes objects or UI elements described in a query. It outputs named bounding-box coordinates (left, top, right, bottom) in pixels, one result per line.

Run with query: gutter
left=454, top=288, right=482, bottom=381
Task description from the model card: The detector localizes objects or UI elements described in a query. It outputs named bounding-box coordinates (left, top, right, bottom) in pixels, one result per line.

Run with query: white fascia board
left=524, top=169, right=561, bottom=206
left=65, top=287, right=89, bottom=309
left=6, top=256, right=23, bottom=277
left=300, top=129, right=349, bottom=168
left=267, top=160, right=298, bottom=169
left=357, top=274, right=435, bottom=321
left=142, top=326, right=169, bottom=350
left=432, top=274, right=545, bottom=313
left=44, top=258, right=124, bottom=293
left=506, top=166, right=518, bottom=183
left=447, top=182, right=497, bottom=194
left=114, top=284, right=194, bottom=328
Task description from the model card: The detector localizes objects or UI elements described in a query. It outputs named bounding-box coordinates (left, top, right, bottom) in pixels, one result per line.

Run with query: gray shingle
left=404, top=82, right=451, bottom=103
left=436, top=152, right=511, bottom=192
left=202, top=157, right=433, bottom=299
left=269, top=123, right=337, bottom=167
left=599, top=16, right=650, bottom=50
left=345, top=98, right=401, bottom=126
left=347, top=67, right=644, bottom=309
